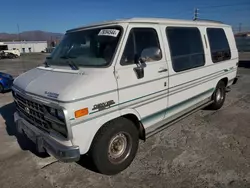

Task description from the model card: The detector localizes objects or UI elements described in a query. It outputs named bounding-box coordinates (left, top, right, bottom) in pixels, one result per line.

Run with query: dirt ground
left=0, top=54, right=250, bottom=188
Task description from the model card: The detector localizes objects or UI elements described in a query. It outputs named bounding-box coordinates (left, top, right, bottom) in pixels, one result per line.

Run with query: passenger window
left=121, top=28, right=162, bottom=65
left=166, top=27, right=205, bottom=72
left=207, top=28, right=231, bottom=63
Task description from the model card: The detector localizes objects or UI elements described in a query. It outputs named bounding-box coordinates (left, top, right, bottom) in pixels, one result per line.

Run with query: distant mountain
left=0, top=30, right=64, bottom=41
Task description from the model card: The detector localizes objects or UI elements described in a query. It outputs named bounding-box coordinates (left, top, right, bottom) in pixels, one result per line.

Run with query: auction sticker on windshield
left=98, top=29, right=120, bottom=37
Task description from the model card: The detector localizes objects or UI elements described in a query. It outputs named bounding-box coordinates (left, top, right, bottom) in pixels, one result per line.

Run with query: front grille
left=14, top=93, right=50, bottom=132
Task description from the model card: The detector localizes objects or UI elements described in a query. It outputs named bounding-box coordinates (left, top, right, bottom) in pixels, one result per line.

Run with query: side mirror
left=140, top=47, right=161, bottom=62
left=133, top=66, right=144, bottom=79
left=134, top=54, right=145, bottom=79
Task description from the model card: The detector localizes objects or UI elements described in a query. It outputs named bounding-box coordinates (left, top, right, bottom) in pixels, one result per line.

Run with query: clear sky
left=1, top=0, right=250, bottom=33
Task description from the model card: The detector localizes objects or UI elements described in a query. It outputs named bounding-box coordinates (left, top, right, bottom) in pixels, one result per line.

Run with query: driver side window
left=120, top=28, right=162, bottom=66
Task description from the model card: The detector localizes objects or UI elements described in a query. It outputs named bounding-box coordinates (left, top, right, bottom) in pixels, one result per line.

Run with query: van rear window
left=166, top=27, right=205, bottom=72
left=206, top=28, right=231, bottom=63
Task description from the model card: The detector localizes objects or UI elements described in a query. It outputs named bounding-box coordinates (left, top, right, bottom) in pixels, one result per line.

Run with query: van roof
left=67, top=17, right=230, bottom=32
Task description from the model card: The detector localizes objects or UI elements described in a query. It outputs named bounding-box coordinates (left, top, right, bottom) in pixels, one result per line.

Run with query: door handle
left=158, top=69, right=168, bottom=73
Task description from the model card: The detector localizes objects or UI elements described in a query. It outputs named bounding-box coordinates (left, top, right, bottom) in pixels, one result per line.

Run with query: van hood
left=13, top=66, right=116, bottom=102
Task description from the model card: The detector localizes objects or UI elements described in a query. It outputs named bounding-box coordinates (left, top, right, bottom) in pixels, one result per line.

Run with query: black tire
left=89, top=117, right=139, bottom=175
left=0, top=84, right=3, bottom=93
left=208, top=81, right=226, bottom=110
left=7, top=53, right=14, bottom=59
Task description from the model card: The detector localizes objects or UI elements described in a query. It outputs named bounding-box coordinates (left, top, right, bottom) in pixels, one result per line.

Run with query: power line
left=200, top=7, right=250, bottom=14
left=199, top=2, right=250, bottom=9
left=171, top=2, right=250, bottom=20
left=169, top=10, right=193, bottom=18
left=17, top=24, right=21, bottom=41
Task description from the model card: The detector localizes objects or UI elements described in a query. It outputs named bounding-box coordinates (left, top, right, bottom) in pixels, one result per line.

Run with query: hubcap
left=216, top=88, right=223, bottom=102
left=108, top=133, right=130, bottom=163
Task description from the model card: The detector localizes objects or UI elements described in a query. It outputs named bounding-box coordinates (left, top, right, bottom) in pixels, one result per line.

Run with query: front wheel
left=208, top=81, right=226, bottom=110
left=89, top=117, right=139, bottom=175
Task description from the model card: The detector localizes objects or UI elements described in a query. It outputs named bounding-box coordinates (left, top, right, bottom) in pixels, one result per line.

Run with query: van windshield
left=47, top=26, right=122, bottom=67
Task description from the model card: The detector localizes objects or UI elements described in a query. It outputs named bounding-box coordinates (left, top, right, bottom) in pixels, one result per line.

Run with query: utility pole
left=193, top=8, right=199, bottom=20
left=17, top=24, right=21, bottom=41
left=17, top=23, right=25, bottom=73
left=239, top=23, right=242, bottom=33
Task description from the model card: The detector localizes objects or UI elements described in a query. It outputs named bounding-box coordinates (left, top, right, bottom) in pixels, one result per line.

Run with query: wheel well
left=122, top=114, right=145, bottom=141
left=89, top=114, right=146, bottom=154
left=220, top=77, right=228, bottom=87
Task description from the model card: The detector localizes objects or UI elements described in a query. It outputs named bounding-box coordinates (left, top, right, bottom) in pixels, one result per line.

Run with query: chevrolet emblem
left=25, top=107, right=30, bottom=114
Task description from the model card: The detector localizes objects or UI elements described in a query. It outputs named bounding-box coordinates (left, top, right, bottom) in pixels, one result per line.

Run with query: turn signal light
left=75, top=108, right=89, bottom=118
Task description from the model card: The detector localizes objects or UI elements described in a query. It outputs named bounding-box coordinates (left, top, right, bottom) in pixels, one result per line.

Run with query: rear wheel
left=89, top=117, right=139, bottom=175
left=208, top=81, right=226, bottom=110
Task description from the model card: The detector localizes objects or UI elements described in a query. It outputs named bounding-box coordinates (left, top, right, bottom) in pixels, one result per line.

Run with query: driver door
left=115, top=24, right=169, bottom=129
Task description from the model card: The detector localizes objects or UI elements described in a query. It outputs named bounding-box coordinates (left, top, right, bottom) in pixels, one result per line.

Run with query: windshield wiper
left=59, top=55, right=79, bottom=70
left=60, top=55, right=77, bottom=59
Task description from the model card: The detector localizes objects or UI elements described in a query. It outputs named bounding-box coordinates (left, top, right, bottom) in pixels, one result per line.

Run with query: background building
left=2, top=41, right=47, bottom=53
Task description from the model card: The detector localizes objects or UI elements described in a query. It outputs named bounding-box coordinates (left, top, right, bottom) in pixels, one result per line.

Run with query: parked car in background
left=0, top=72, right=14, bottom=92
left=41, top=47, right=55, bottom=53
left=0, top=44, right=20, bottom=59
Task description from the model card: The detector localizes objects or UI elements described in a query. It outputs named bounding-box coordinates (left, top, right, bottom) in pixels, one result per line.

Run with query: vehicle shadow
left=0, top=102, right=49, bottom=158
left=76, top=155, right=99, bottom=174
left=239, top=61, right=250, bottom=68
left=1, top=89, right=12, bottom=94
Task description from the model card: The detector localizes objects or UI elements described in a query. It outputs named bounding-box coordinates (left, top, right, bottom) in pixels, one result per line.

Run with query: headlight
left=49, top=108, right=56, bottom=116
left=51, top=123, right=67, bottom=137
left=57, top=109, right=65, bottom=120
left=48, top=107, right=65, bottom=121
left=46, top=107, right=67, bottom=137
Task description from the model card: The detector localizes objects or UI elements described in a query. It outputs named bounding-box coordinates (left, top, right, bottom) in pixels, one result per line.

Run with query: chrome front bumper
left=14, top=112, right=80, bottom=162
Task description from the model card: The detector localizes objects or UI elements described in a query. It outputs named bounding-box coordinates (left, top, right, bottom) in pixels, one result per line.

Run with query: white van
left=12, top=18, right=238, bottom=175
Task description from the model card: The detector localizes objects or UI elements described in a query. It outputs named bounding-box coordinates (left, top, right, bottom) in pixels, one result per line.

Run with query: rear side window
left=121, top=28, right=162, bottom=65
left=166, top=27, right=205, bottom=72
left=207, top=28, right=231, bottom=63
